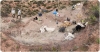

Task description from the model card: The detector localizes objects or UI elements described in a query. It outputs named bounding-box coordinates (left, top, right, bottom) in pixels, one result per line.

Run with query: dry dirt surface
left=1, top=1, right=99, bottom=51
left=2, top=2, right=85, bottom=46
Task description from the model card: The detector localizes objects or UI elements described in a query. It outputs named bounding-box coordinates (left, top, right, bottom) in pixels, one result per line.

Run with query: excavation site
left=1, top=0, right=99, bottom=51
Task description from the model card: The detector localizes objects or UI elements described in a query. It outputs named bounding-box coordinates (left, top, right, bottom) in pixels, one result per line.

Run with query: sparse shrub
left=1, top=37, right=7, bottom=42
left=28, top=2, right=32, bottom=7
left=96, top=38, right=100, bottom=44
left=91, top=5, right=99, bottom=18
left=53, top=4, right=57, bottom=8
left=52, top=47, right=57, bottom=51
left=5, top=43, right=10, bottom=48
left=80, top=45, right=88, bottom=51
left=52, top=1, right=54, bottom=2
left=89, top=15, right=97, bottom=24
left=1, top=4, right=11, bottom=17
left=54, top=5, right=57, bottom=8
left=39, top=47, right=42, bottom=51
left=85, top=3, right=99, bottom=19
left=27, top=9, right=32, bottom=16
left=59, top=2, right=62, bottom=4
left=30, top=10, right=38, bottom=16
left=83, top=0, right=88, bottom=6
left=14, top=0, right=20, bottom=2
left=45, top=10, right=50, bottom=13
left=73, top=46, right=78, bottom=51
left=16, top=45, right=20, bottom=49
left=31, top=11, right=36, bottom=16
left=41, top=2, right=45, bottom=6
left=38, top=1, right=44, bottom=4
left=17, top=4, right=21, bottom=7
left=9, top=1, right=13, bottom=4
left=33, top=9, right=39, bottom=14
left=94, top=10, right=99, bottom=18
left=33, top=1, right=37, bottom=4
left=29, top=49, right=35, bottom=51
left=70, top=1, right=81, bottom=5
left=48, top=1, right=51, bottom=3
left=84, top=3, right=99, bottom=25
left=60, top=5, right=66, bottom=9
left=46, top=6, right=52, bottom=9
left=36, top=1, right=44, bottom=7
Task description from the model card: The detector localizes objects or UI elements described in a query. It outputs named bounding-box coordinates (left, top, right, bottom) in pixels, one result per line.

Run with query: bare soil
left=1, top=1, right=99, bottom=51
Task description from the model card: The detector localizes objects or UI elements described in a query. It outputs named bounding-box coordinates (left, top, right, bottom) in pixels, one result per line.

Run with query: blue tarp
left=53, top=11, right=57, bottom=15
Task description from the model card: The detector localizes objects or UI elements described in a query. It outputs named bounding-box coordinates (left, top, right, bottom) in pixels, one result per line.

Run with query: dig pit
left=3, top=3, right=87, bottom=46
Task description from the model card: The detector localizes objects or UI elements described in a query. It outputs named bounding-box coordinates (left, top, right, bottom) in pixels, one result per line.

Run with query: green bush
left=94, top=10, right=99, bottom=18
left=96, top=38, right=100, bottom=44
left=90, top=15, right=97, bottom=24
left=91, top=5, right=99, bottom=18
left=52, top=47, right=57, bottom=51
left=39, top=47, right=42, bottom=51
left=91, top=5, right=99, bottom=12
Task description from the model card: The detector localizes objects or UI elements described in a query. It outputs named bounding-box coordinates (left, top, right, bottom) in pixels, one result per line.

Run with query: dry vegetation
left=1, top=0, right=99, bottom=51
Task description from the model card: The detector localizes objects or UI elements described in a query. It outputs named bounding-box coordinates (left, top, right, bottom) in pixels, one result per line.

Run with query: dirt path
left=1, top=2, right=88, bottom=46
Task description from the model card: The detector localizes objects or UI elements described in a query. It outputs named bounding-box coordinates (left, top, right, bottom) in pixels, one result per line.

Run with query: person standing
left=72, top=5, right=75, bottom=10
left=17, top=9, right=21, bottom=19
left=11, top=8, right=15, bottom=18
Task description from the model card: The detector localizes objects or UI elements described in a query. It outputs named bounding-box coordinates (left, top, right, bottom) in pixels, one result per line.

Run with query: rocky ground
left=0, top=0, right=99, bottom=51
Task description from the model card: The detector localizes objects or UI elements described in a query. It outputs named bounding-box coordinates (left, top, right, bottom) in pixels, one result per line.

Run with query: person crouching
left=17, top=9, right=21, bottom=19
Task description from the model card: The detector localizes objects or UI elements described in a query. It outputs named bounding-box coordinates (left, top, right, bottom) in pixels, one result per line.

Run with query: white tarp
left=40, top=26, right=55, bottom=33
left=65, top=32, right=75, bottom=40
